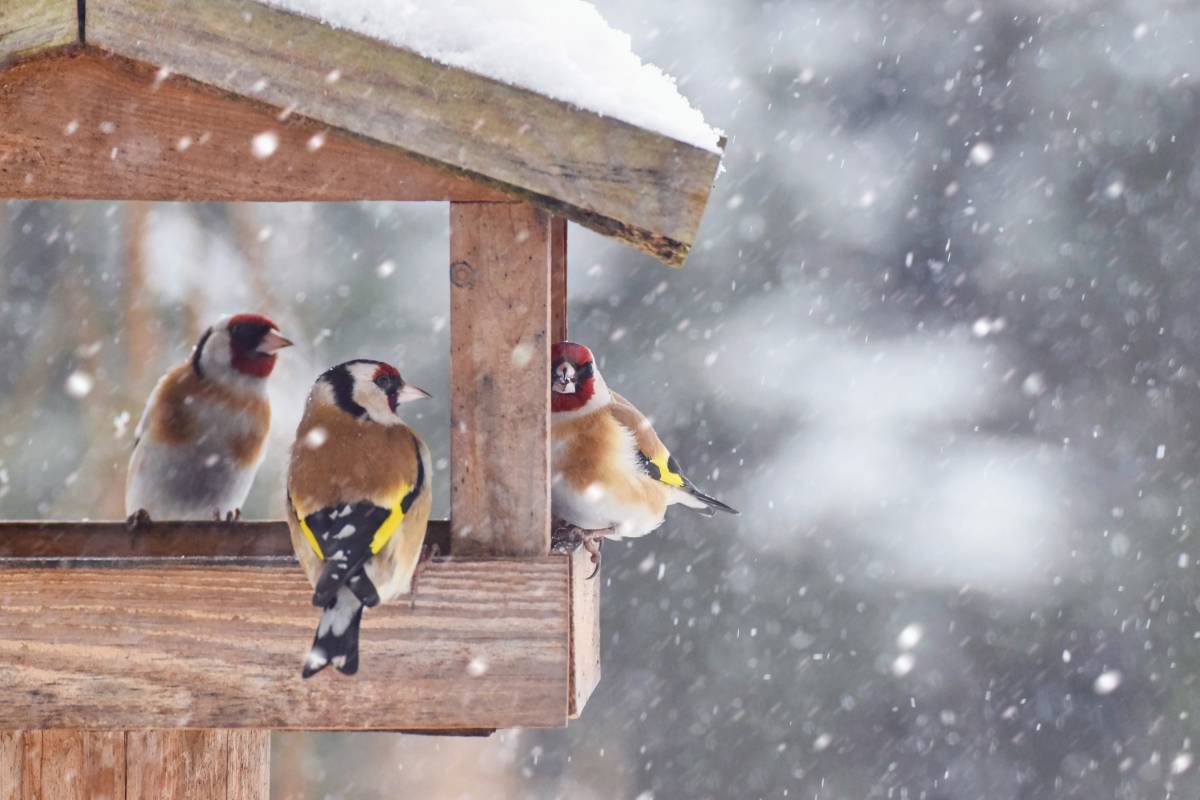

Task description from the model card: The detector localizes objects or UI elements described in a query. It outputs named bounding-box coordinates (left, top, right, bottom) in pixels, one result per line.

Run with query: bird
left=285, top=359, right=433, bottom=678
left=125, top=313, right=292, bottom=526
left=550, top=341, right=738, bottom=575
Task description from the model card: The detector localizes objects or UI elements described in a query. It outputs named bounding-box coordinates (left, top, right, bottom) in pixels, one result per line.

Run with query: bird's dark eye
left=374, top=374, right=399, bottom=393
left=229, top=323, right=257, bottom=344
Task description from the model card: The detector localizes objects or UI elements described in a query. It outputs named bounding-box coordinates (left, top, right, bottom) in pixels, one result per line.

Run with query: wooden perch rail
left=0, top=521, right=600, bottom=731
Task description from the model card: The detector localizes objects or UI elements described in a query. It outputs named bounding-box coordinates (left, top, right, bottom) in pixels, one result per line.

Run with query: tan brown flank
left=146, top=362, right=271, bottom=468
left=553, top=408, right=669, bottom=519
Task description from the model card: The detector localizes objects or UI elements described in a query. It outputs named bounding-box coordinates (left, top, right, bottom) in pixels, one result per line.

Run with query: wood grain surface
left=0, top=0, right=76, bottom=65
left=0, top=49, right=507, bottom=202
left=551, top=217, right=568, bottom=343
left=0, top=729, right=270, bottom=799
left=450, top=203, right=552, bottom=557
left=83, top=0, right=721, bottom=264
left=0, top=560, right=569, bottom=730
left=568, top=548, right=601, bottom=718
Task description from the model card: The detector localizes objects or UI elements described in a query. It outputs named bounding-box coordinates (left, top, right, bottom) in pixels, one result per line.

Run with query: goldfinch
left=286, top=359, right=433, bottom=678
left=125, top=313, right=292, bottom=525
left=551, top=341, right=738, bottom=573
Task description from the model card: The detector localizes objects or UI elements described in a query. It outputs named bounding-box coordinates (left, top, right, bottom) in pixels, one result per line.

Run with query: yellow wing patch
left=299, top=514, right=325, bottom=561
left=369, top=487, right=410, bottom=555
left=652, top=454, right=685, bottom=487
left=641, top=451, right=686, bottom=488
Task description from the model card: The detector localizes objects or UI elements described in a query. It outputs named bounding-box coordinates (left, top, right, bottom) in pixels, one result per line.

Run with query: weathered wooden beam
left=0, top=49, right=508, bottom=202
left=0, top=0, right=77, bottom=65
left=86, top=0, right=721, bottom=265
left=0, top=559, right=569, bottom=730
left=567, top=548, right=601, bottom=718
left=449, top=202, right=552, bottom=557
left=0, top=519, right=449, bottom=567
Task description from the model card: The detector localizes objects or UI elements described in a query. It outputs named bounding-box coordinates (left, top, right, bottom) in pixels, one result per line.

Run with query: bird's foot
left=213, top=508, right=241, bottom=524
left=551, top=521, right=610, bottom=579
left=408, top=543, right=442, bottom=610
left=582, top=533, right=606, bottom=580
left=551, top=520, right=585, bottom=552
left=125, top=508, right=152, bottom=531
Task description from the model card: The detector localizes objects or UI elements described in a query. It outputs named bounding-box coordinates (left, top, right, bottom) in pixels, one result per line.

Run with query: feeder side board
left=0, top=560, right=569, bottom=730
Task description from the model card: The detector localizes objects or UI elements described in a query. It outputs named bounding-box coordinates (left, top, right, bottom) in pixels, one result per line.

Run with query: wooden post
left=0, top=729, right=269, bottom=799
left=449, top=202, right=553, bottom=557
left=551, top=216, right=568, bottom=342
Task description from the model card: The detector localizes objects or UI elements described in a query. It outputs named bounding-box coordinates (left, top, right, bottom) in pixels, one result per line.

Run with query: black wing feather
left=303, top=501, right=390, bottom=608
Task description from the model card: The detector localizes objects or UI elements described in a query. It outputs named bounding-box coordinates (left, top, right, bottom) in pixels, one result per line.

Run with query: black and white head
left=316, top=359, right=431, bottom=425
left=192, top=313, right=292, bottom=385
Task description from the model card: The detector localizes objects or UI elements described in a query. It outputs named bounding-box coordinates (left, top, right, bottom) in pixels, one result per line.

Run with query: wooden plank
left=37, top=731, right=123, bottom=800
left=86, top=0, right=722, bottom=265
left=551, top=217, right=568, bottom=342
left=0, top=49, right=508, bottom=202
left=0, top=0, right=77, bottom=65
left=567, top=548, right=601, bottom=718
left=38, top=732, right=81, bottom=800
left=450, top=202, right=552, bottom=557
left=82, top=732, right=125, bottom=800
left=126, top=731, right=225, bottom=799
left=0, top=520, right=449, bottom=567
left=2, top=729, right=262, bottom=800
left=20, top=731, right=40, bottom=800
left=225, top=730, right=270, bottom=800
left=0, top=561, right=569, bottom=730
left=0, top=731, right=24, bottom=800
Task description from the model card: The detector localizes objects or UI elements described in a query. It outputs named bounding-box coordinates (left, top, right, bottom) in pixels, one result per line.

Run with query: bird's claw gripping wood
left=213, top=508, right=242, bottom=524
left=125, top=508, right=153, bottom=531
left=582, top=534, right=605, bottom=580
left=551, top=521, right=609, bottom=579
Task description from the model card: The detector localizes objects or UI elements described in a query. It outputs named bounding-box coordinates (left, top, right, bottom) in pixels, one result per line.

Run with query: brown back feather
left=287, top=401, right=424, bottom=515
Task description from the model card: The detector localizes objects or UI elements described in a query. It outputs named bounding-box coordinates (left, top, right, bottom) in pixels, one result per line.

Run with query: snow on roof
left=259, top=0, right=722, bottom=152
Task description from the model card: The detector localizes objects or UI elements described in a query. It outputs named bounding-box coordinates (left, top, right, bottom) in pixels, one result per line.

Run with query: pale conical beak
left=396, top=383, right=432, bottom=404
left=259, top=330, right=294, bottom=354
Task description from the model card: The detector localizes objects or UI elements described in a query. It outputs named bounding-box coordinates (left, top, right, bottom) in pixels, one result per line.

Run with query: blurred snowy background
left=3, top=0, right=1200, bottom=798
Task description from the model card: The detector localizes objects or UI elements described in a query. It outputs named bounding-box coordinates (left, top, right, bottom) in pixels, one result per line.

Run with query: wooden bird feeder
left=0, top=1, right=721, bottom=796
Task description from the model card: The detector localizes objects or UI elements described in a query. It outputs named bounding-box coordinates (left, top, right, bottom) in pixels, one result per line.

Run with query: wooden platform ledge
left=0, top=521, right=600, bottom=731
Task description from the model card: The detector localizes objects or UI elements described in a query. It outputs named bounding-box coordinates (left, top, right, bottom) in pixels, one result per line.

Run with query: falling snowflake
left=65, top=371, right=94, bottom=399
left=1094, top=670, right=1122, bottom=695
left=251, top=131, right=279, bottom=159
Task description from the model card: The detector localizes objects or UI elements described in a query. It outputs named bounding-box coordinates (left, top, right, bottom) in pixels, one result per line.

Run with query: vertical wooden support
left=568, top=549, right=602, bottom=718
left=550, top=216, right=568, bottom=342
left=0, top=729, right=269, bottom=799
left=449, top=202, right=552, bottom=557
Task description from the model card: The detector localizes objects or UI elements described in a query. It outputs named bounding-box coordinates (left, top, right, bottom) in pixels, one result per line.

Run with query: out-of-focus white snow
left=258, top=0, right=721, bottom=151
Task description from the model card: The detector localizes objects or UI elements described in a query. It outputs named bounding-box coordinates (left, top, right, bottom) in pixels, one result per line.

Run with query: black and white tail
left=302, top=586, right=364, bottom=678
